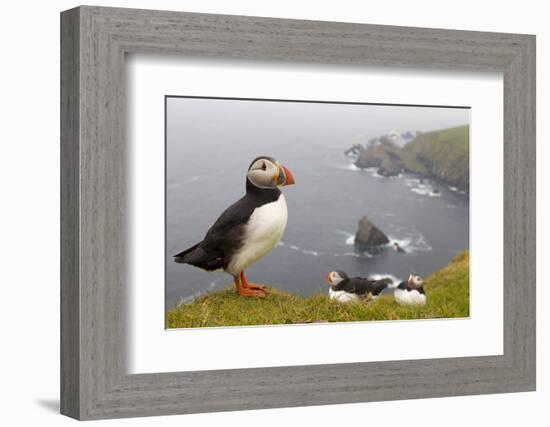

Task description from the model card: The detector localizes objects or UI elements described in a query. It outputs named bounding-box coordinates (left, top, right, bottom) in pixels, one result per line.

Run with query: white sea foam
left=448, top=185, right=467, bottom=195
left=388, top=232, right=432, bottom=253
left=369, top=273, right=401, bottom=288
left=332, top=162, right=360, bottom=171
left=333, top=251, right=372, bottom=258
left=280, top=235, right=375, bottom=259
left=338, top=252, right=363, bottom=258
left=342, top=162, right=404, bottom=180
left=302, top=250, right=320, bottom=256
left=177, top=281, right=219, bottom=305
left=280, top=229, right=430, bottom=261
left=365, top=168, right=384, bottom=179
left=406, top=178, right=442, bottom=197
left=410, top=187, right=441, bottom=197
left=280, top=240, right=324, bottom=257
left=338, top=227, right=432, bottom=255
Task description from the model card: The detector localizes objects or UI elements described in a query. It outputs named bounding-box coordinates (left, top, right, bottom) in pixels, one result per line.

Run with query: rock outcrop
left=354, top=139, right=404, bottom=176
left=355, top=216, right=390, bottom=252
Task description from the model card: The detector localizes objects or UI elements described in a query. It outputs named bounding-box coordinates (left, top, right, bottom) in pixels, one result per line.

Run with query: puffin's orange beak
left=280, top=165, right=295, bottom=186
left=324, top=272, right=332, bottom=284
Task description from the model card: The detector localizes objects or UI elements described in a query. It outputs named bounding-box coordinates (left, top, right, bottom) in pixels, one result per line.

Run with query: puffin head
left=408, top=273, right=424, bottom=288
left=247, top=156, right=295, bottom=190
left=324, top=270, right=348, bottom=286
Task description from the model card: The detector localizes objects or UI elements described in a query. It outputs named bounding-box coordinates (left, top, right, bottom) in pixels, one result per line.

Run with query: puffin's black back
left=367, top=278, right=393, bottom=295
left=173, top=180, right=281, bottom=272
left=333, top=277, right=392, bottom=296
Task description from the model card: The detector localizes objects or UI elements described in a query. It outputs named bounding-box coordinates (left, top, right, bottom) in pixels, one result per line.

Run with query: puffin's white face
left=408, top=274, right=424, bottom=288
left=325, top=271, right=347, bottom=286
left=247, top=157, right=295, bottom=189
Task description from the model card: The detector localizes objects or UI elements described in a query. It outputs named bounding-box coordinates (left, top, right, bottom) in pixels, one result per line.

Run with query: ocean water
left=166, top=98, right=469, bottom=308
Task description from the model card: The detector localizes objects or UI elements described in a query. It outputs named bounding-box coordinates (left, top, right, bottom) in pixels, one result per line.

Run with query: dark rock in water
left=355, top=216, right=390, bottom=253
left=432, top=188, right=440, bottom=194
left=394, top=242, right=406, bottom=253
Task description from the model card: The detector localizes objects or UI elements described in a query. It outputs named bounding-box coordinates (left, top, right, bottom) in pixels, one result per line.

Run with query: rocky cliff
left=401, top=125, right=469, bottom=191
left=351, top=125, right=469, bottom=192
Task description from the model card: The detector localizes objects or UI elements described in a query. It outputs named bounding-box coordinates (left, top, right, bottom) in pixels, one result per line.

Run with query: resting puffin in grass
left=324, top=271, right=393, bottom=303
left=394, top=273, right=426, bottom=306
left=174, top=156, right=295, bottom=297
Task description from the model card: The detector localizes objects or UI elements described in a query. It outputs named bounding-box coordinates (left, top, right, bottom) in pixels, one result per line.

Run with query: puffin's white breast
left=226, top=194, right=288, bottom=275
left=329, top=288, right=360, bottom=303
left=394, top=288, right=426, bottom=306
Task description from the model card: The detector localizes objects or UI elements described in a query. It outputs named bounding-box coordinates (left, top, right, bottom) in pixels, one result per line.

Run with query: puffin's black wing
left=336, top=277, right=392, bottom=296
left=173, top=195, right=258, bottom=271
left=173, top=241, right=224, bottom=270
left=335, top=278, right=371, bottom=295
left=367, top=278, right=393, bottom=296
left=173, top=242, right=200, bottom=262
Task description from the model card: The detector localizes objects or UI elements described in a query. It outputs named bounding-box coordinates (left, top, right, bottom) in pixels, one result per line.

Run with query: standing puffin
left=324, top=271, right=393, bottom=303
left=394, top=273, right=426, bottom=306
left=174, top=156, right=295, bottom=297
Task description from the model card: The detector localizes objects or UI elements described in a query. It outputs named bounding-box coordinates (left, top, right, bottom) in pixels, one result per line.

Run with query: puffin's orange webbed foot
left=235, top=275, right=266, bottom=298
left=238, top=287, right=267, bottom=297
left=240, top=272, right=267, bottom=292
left=245, top=283, right=267, bottom=291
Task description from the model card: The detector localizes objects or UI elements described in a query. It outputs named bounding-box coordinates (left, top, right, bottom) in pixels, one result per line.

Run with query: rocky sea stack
left=355, top=215, right=390, bottom=253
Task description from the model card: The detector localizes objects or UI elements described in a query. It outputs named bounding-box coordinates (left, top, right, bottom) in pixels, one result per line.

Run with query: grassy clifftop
left=401, top=125, right=469, bottom=190
left=166, top=251, right=469, bottom=328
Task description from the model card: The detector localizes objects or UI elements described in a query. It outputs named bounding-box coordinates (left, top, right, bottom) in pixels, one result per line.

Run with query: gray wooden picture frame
left=60, top=5, right=536, bottom=420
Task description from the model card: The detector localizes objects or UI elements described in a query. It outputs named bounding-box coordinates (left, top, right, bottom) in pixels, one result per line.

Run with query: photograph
left=165, top=96, right=470, bottom=328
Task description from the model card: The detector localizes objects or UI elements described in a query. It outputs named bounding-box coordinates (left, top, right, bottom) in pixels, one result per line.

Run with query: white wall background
left=0, top=1, right=546, bottom=425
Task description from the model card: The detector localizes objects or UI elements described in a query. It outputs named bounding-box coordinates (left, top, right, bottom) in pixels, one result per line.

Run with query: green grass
left=166, top=251, right=470, bottom=328
left=401, top=125, right=470, bottom=189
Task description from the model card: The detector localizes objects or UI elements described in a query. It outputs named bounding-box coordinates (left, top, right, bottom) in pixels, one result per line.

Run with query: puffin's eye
left=261, top=162, right=267, bottom=171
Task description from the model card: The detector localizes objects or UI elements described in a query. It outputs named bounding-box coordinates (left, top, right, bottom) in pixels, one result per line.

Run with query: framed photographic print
left=61, top=5, right=536, bottom=420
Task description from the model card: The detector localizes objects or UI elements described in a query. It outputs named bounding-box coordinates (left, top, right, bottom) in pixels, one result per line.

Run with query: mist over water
left=166, top=98, right=469, bottom=308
